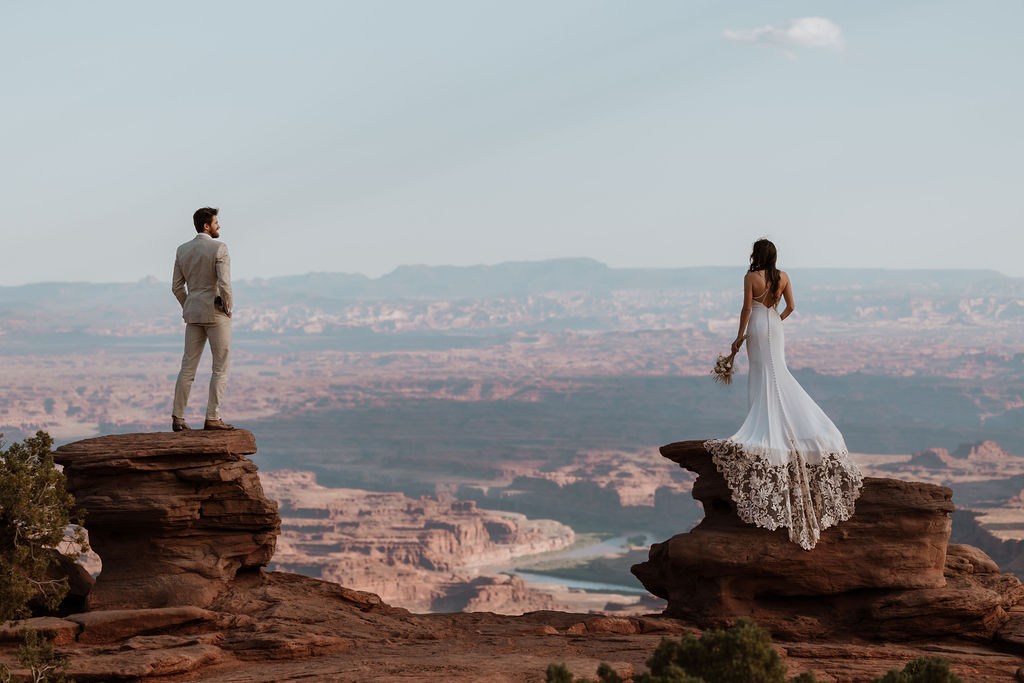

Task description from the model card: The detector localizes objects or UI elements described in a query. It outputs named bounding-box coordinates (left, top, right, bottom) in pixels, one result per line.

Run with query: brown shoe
left=204, top=418, right=235, bottom=430
left=172, top=416, right=191, bottom=432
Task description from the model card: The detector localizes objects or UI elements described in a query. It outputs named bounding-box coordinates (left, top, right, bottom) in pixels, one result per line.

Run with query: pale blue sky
left=2, top=1, right=1022, bottom=285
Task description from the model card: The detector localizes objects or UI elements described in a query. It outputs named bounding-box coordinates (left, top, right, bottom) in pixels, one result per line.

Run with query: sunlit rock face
left=54, top=430, right=280, bottom=610
left=632, top=440, right=1024, bottom=641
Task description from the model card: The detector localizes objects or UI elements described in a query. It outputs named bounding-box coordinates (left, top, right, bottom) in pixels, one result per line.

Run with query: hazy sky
left=2, top=1, right=1022, bottom=285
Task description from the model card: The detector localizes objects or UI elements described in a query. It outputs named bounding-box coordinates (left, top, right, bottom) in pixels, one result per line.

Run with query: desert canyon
left=2, top=262, right=1024, bottom=679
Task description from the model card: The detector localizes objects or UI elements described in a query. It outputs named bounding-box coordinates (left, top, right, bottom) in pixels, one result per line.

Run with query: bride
left=705, top=239, right=863, bottom=550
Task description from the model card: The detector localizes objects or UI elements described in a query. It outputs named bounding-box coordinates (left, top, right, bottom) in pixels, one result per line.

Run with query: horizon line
left=1, top=258, right=1013, bottom=289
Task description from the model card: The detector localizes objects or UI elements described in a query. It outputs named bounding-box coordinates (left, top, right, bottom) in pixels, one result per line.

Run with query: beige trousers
left=172, top=318, right=231, bottom=420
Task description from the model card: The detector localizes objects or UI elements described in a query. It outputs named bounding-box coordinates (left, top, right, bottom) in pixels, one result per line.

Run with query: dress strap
left=753, top=287, right=776, bottom=307
left=752, top=275, right=779, bottom=308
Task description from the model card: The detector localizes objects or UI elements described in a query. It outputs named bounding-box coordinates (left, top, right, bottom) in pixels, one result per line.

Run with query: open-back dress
left=704, top=287, right=864, bottom=550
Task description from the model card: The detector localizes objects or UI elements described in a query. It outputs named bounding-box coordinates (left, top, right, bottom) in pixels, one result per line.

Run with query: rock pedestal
left=54, top=430, right=280, bottom=610
left=631, top=440, right=1024, bottom=640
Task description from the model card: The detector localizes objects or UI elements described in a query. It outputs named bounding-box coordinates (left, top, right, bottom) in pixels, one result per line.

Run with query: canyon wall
left=262, top=469, right=574, bottom=612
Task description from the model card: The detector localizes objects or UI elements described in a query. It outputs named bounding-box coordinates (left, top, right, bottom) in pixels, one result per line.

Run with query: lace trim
left=702, top=439, right=864, bottom=551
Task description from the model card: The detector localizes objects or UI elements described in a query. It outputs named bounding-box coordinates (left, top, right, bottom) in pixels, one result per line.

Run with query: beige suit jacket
left=172, top=234, right=233, bottom=324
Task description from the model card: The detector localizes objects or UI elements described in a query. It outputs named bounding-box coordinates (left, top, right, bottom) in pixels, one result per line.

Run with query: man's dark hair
left=193, top=207, right=219, bottom=233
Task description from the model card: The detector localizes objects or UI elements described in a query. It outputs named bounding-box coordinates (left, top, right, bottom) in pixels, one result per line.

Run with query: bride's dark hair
left=749, top=239, right=780, bottom=304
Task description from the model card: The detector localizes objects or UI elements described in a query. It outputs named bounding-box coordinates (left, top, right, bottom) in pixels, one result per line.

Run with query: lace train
left=703, top=438, right=864, bottom=550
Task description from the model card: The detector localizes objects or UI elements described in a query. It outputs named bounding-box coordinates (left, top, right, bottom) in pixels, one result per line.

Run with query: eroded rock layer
left=631, top=440, right=1024, bottom=641
left=53, top=430, right=280, bottom=610
left=262, top=469, right=574, bottom=612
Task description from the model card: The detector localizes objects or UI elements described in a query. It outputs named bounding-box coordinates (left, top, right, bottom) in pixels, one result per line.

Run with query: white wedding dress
left=704, top=290, right=864, bottom=550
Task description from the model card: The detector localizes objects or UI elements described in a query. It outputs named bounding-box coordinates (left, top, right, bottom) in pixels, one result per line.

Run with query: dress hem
left=702, top=438, right=865, bottom=551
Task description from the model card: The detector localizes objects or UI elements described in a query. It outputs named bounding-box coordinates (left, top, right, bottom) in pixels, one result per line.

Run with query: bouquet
left=711, top=335, right=747, bottom=385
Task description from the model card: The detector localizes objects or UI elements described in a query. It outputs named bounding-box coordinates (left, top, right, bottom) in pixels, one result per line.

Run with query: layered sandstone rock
left=632, top=440, right=1024, bottom=641
left=53, top=430, right=280, bottom=610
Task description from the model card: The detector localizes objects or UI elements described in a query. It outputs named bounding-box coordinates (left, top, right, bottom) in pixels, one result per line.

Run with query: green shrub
left=546, top=663, right=575, bottom=683
left=873, top=656, right=962, bottom=683
left=545, top=621, right=963, bottom=683
left=0, top=629, right=73, bottom=683
left=0, top=431, right=87, bottom=622
left=546, top=619, right=819, bottom=683
left=637, top=619, right=799, bottom=683
left=791, top=674, right=820, bottom=683
left=546, top=662, right=627, bottom=683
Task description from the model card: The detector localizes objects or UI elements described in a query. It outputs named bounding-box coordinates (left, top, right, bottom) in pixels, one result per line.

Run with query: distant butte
left=899, top=440, right=1024, bottom=474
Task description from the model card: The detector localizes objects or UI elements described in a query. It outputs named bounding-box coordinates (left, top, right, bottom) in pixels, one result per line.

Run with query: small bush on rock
left=873, top=656, right=962, bottom=683
left=0, top=431, right=87, bottom=622
left=546, top=662, right=626, bottom=683
left=546, top=619, right=819, bottom=683
left=0, top=629, right=73, bottom=683
left=790, top=674, right=820, bottom=683
left=637, top=619, right=809, bottom=683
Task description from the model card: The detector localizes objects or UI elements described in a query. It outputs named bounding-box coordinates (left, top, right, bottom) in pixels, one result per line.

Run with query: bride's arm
left=779, top=274, right=795, bottom=321
left=733, top=274, right=753, bottom=353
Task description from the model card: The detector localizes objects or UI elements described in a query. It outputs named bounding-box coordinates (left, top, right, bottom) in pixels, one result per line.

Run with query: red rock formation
left=632, top=440, right=1024, bottom=641
left=888, top=440, right=1024, bottom=480
left=4, top=432, right=1024, bottom=680
left=53, top=431, right=280, bottom=610
left=952, top=440, right=1019, bottom=462
left=262, top=469, right=573, bottom=612
left=430, top=574, right=561, bottom=613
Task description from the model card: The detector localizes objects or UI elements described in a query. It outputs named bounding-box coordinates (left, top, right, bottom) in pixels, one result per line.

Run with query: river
left=484, top=532, right=657, bottom=595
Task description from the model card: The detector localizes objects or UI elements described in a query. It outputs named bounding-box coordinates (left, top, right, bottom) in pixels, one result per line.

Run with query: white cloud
left=724, top=17, right=845, bottom=52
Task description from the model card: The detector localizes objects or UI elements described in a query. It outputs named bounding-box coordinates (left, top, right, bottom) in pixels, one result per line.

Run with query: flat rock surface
left=54, top=430, right=258, bottom=464
left=63, top=643, right=224, bottom=681
left=0, top=617, right=80, bottom=646
left=67, top=607, right=217, bottom=644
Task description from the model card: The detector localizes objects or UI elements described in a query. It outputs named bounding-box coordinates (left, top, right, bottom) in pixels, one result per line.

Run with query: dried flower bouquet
left=711, top=335, right=748, bottom=385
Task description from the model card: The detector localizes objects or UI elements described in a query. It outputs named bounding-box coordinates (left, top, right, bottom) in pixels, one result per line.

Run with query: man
left=171, top=207, right=234, bottom=431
